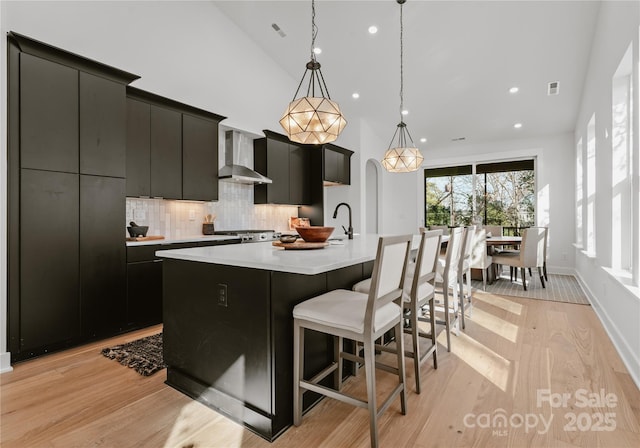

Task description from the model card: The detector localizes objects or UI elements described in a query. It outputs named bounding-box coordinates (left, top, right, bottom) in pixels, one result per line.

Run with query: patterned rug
left=101, top=333, right=166, bottom=376
left=471, top=273, right=590, bottom=305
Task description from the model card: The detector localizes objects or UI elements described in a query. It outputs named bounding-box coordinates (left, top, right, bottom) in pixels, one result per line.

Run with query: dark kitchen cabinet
left=150, top=105, right=183, bottom=199
left=20, top=169, right=80, bottom=351
left=126, top=98, right=151, bottom=196
left=80, top=175, right=126, bottom=338
left=19, top=53, right=79, bottom=173
left=80, top=72, right=127, bottom=178
left=182, top=114, right=219, bottom=201
left=8, top=32, right=139, bottom=362
left=254, top=131, right=311, bottom=205
left=126, top=244, right=162, bottom=327
left=323, top=144, right=353, bottom=185
left=126, top=87, right=225, bottom=200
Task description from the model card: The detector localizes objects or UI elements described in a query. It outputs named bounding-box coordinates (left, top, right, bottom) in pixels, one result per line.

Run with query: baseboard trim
left=0, top=352, right=13, bottom=374
left=547, top=265, right=575, bottom=276
left=573, top=269, right=640, bottom=390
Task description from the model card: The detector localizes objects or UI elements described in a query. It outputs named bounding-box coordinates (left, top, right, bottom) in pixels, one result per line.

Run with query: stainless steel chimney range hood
left=219, top=130, right=272, bottom=184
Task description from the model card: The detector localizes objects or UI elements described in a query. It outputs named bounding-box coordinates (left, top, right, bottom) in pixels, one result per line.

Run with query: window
left=424, top=165, right=473, bottom=227
left=611, top=44, right=633, bottom=272
left=424, top=159, right=535, bottom=233
left=586, top=115, right=596, bottom=255
left=576, top=138, right=583, bottom=247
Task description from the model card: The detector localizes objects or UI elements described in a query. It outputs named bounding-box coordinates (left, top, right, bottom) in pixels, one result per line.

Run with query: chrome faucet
left=332, top=202, right=353, bottom=239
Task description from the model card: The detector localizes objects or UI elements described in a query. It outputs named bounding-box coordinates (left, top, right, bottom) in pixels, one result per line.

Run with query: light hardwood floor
left=2, top=291, right=639, bottom=448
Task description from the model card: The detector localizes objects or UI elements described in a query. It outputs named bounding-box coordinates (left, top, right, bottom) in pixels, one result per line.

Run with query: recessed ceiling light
left=352, top=92, right=360, bottom=99
left=420, top=138, right=427, bottom=143
left=313, top=47, right=322, bottom=55
left=401, top=110, right=409, bottom=115
left=368, top=25, right=378, bottom=34
left=514, top=123, right=523, bottom=129
left=509, top=86, right=519, bottom=94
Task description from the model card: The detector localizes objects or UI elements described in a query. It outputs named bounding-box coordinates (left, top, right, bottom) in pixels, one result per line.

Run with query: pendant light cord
left=310, top=0, right=318, bottom=62
left=399, top=1, right=404, bottom=122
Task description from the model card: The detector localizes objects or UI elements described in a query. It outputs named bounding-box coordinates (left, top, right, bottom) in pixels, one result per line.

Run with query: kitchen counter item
left=278, top=234, right=298, bottom=243
left=126, top=235, right=165, bottom=242
left=126, top=235, right=240, bottom=247
left=295, top=226, right=334, bottom=242
left=272, top=241, right=328, bottom=250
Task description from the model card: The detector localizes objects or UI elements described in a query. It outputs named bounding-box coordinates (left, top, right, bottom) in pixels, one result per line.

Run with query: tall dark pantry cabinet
left=7, top=33, right=140, bottom=361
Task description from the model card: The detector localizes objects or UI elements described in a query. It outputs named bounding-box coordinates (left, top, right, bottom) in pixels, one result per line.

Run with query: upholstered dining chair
left=492, top=227, right=546, bottom=291
left=353, top=230, right=442, bottom=393
left=470, top=228, right=493, bottom=291
left=293, top=234, right=412, bottom=448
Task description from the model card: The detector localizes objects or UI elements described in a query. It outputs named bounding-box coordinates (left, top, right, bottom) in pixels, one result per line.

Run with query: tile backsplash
left=126, top=181, right=298, bottom=239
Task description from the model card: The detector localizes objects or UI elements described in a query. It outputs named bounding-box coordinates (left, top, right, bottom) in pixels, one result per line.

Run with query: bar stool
left=352, top=230, right=442, bottom=393
left=293, top=234, right=412, bottom=448
left=458, top=226, right=476, bottom=330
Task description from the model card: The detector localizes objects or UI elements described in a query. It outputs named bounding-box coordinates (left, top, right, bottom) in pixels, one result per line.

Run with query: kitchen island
left=156, top=234, right=418, bottom=441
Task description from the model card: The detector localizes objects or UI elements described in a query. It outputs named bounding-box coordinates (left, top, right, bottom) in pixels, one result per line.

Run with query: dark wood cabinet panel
left=127, top=260, right=163, bottom=327
left=255, top=132, right=311, bottom=205
left=323, top=145, right=352, bottom=185
left=267, top=138, right=291, bottom=204
left=20, top=169, right=80, bottom=350
left=289, top=145, right=311, bottom=205
left=20, top=53, right=78, bottom=173
left=150, top=105, right=182, bottom=199
left=80, top=72, right=127, bottom=178
left=126, top=98, right=151, bottom=196
left=182, top=114, right=218, bottom=201
left=80, top=175, right=126, bottom=338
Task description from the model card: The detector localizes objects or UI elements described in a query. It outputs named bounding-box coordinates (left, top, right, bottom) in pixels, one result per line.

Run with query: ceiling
left=214, top=0, right=599, bottom=148
left=215, top=0, right=600, bottom=148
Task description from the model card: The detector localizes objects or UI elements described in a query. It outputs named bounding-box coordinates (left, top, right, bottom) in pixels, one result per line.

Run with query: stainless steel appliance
left=213, top=229, right=281, bottom=243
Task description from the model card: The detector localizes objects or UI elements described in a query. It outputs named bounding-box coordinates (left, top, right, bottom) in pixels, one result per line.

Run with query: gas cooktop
left=213, top=229, right=281, bottom=243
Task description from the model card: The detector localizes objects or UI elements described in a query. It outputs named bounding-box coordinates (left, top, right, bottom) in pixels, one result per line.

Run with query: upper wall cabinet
left=322, top=143, right=353, bottom=186
left=126, top=87, right=225, bottom=201
left=80, top=72, right=127, bottom=177
left=254, top=130, right=311, bottom=205
left=150, top=105, right=182, bottom=199
left=19, top=53, right=79, bottom=173
left=182, top=114, right=219, bottom=201
left=14, top=32, right=139, bottom=177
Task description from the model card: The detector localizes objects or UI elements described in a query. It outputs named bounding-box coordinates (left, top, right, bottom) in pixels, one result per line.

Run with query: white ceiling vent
left=271, top=23, right=286, bottom=38
left=547, top=81, right=560, bottom=95
left=451, top=137, right=466, bottom=142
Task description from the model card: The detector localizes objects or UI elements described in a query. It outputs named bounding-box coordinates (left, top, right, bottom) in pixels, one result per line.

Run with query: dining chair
left=434, top=226, right=464, bottom=352
left=429, top=225, right=450, bottom=235
left=469, top=228, right=493, bottom=291
left=458, top=226, right=476, bottom=330
left=492, top=227, right=546, bottom=291
left=353, top=230, right=442, bottom=393
left=293, top=235, right=412, bottom=448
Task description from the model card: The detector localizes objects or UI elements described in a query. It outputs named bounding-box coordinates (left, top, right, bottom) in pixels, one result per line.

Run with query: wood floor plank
left=1, top=296, right=638, bottom=447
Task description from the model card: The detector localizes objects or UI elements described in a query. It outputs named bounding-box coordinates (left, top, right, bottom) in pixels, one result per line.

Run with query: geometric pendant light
left=280, top=0, right=347, bottom=145
left=381, top=0, right=424, bottom=172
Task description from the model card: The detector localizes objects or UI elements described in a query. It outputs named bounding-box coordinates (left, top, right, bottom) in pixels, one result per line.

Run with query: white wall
left=573, top=0, right=640, bottom=387
left=421, top=133, right=576, bottom=275
left=0, top=0, right=299, bottom=371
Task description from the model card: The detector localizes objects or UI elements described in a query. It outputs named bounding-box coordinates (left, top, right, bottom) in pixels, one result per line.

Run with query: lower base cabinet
left=126, top=260, right=163, bottom=327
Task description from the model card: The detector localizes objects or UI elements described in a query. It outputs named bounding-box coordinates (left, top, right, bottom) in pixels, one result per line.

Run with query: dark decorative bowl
left=127, top=226, right=149, bottom=237
left=279, top=234, right=298, bottom=244
left=295, top=226, right=335, bottom=243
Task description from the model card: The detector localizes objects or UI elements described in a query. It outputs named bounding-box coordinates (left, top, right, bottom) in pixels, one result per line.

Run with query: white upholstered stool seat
left=293, top=289, right=401, bottom=334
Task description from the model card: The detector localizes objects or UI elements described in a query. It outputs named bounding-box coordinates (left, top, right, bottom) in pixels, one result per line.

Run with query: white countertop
left=156, top=234, right=421, bottom=275
left=126, top=235, right=240, bottom=247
